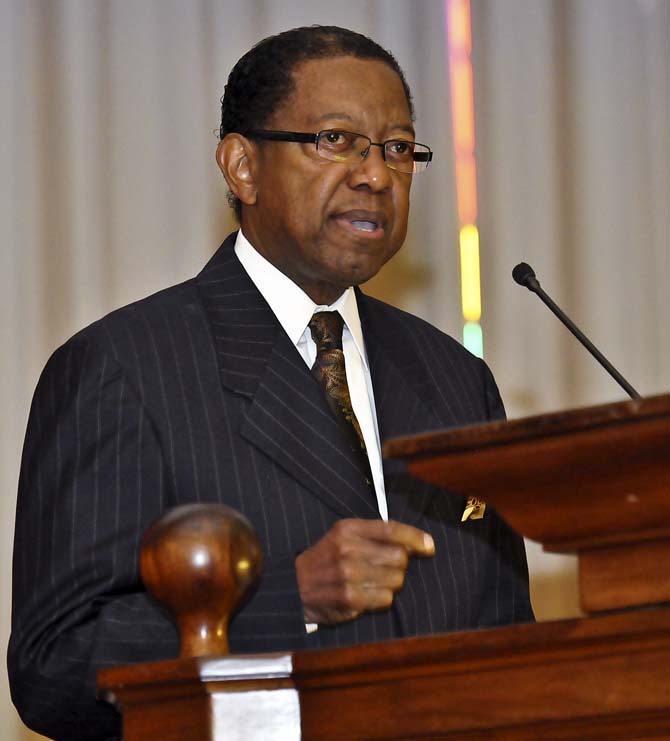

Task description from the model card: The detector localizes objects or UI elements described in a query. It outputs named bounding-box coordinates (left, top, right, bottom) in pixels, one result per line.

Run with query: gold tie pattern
left=309, top=312, right=373, bottom=488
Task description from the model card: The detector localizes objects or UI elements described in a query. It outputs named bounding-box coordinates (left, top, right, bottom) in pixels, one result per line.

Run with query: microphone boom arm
left=513, top=263, right=641, bottom=400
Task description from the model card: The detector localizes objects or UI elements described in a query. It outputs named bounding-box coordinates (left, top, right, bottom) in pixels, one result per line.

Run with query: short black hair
left=219, top=25, right=415, bottom=219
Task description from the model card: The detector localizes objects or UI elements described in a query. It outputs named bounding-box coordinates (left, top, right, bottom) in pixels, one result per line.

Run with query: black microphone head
left=512, top=262, right=540, bottom=291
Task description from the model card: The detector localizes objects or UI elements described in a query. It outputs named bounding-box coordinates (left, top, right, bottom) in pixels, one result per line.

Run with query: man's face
left=242, top=56, right=414, bottom=305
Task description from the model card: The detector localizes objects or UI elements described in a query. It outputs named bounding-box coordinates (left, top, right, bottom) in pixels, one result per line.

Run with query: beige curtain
left=2, top=1, right=668, bottom=738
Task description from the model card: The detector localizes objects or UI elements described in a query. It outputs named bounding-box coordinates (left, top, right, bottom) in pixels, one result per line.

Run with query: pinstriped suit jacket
left=9, top=233, right=533, bottom=740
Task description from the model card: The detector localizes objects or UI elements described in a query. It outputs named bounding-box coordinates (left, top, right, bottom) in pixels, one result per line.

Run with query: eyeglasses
left=241, top=129, right=433, bottom=174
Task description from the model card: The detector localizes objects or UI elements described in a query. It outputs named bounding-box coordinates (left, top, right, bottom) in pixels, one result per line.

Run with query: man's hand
left=295, top=519, right=435, bottom=625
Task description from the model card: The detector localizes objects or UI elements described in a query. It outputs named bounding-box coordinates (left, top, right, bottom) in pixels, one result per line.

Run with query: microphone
left=512, top=262, right=640, bottom=399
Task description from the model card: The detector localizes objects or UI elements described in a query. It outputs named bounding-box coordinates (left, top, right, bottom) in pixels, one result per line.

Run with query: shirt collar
left=234, top=230, right=368, bottom=369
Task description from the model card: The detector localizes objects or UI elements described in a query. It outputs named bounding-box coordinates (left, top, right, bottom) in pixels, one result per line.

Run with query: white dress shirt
left=234, top=230, right=388, bottom=520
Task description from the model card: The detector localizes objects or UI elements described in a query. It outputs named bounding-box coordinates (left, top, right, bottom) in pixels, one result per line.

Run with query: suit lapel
left=358, top=292, right=445, bottom=526
left=197, top=237, right=378, bottom=519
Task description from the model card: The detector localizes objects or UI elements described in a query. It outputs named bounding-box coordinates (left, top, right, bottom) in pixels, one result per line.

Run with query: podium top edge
left=383, top=393, right=670, bottom=460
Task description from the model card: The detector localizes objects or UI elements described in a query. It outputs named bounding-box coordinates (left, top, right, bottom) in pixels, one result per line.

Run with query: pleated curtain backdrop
left=1, top=1, right=668, bottom=738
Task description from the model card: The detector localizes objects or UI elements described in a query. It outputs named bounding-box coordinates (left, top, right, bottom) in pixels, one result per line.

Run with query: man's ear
left=216, top=134, right=258, bottom=207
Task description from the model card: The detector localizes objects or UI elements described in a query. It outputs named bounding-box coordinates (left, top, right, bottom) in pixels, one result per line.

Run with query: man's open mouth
left=334, top=210, right=387, bottom=236
left=351, top=220, right=378, bottom=232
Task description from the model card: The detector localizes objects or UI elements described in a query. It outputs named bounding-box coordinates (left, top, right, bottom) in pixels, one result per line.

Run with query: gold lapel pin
left=461, top=496, right=486, bottom=522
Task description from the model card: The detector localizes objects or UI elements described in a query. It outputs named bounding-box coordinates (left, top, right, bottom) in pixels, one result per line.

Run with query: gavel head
left=139, top=503, right=263, bottom=657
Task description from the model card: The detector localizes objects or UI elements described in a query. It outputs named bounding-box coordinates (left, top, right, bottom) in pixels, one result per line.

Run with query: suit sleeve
left=8, top=334, right=179, bottom=741
left=481, top=358, right=506, bottom=423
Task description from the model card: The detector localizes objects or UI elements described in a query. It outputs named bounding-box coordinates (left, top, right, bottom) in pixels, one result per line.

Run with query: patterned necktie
left=308, top=311, right=374, bottom=489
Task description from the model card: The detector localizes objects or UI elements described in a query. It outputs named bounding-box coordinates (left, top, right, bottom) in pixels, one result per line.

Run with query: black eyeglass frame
left=240, top=128, right=433, bottom=171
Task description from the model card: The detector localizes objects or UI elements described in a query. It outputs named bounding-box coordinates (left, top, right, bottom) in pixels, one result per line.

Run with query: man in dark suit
left=9, top=25, right=533, bottom=741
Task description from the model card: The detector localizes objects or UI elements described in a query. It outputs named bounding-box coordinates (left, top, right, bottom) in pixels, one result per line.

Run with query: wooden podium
left=98, top=394, right=670, bottom=739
